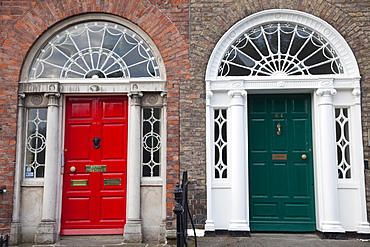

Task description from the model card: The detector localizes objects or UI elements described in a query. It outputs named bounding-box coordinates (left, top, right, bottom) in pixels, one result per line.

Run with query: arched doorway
left=13, top=14, right=167, bottom=244
left=205, top=9, right=370, bottom=235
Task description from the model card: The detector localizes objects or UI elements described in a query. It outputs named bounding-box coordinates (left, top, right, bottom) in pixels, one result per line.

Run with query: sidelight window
left=335, top=108, right=351, bottom=179
left=142, top=108, right=162, bottom=177
left=214, top=109, right=227, bottom=179
left=24, top=108, right=47, bottom=178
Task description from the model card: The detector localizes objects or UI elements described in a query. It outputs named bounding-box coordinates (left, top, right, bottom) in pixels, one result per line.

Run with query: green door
left=248, top=94, right=315, bottom=231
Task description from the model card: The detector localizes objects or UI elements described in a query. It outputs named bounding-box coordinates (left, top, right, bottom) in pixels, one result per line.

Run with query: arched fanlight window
left=218, top=23, right=344, bottom=77
left=30, top=21, right=160, bottom=79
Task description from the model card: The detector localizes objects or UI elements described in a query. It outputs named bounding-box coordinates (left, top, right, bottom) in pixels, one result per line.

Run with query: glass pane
left=142, top=108, right=162, bottom=177
left=214, top=109, right=227, bottom=179
left=219, top=23, right=343, bottom=77
left=335, top=108, right=351, bottom=179
left=30, top=22, right=160, bottom=79
left=25, top=108, right=47, bottom=178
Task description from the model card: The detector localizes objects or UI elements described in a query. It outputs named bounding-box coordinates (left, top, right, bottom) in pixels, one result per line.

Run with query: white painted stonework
left=205, top=9, right=370, bottom=234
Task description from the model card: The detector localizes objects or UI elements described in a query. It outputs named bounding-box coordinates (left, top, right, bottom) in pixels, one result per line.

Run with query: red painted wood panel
left=61, top=96, right=128, bottom=235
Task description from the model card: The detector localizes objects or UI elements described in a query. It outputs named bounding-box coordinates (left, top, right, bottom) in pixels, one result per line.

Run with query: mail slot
left=71, top=180, right=88, bottom=186
left=272, top=154, right=287, bottom=160
left=86, top=165, right=106, bottom=172
left=104, top=179, right=122, bottom=186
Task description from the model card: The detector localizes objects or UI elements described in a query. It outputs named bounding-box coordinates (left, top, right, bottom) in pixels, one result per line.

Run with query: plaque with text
left=85, top=165, right=106, bottom=172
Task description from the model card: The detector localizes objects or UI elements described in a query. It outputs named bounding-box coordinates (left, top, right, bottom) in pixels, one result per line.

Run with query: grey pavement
left=15, top=234, right=370, bottom=247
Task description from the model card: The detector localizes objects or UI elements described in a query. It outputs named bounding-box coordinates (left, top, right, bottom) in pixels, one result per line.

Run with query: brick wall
left=188, top=0, right=370, bottom=227
left=1, top=0, right=370, bottom=235
left=0, top=0, right=190, bottom=233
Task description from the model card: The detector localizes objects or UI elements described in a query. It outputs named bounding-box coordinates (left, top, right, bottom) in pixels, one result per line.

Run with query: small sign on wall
left=25, top=166, right=34, bottom=178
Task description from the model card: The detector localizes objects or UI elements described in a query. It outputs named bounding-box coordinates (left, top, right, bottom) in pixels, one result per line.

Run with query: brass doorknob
left=301, top=154, right=307, bottom=160
left=70, top=166, right=76, bottom=172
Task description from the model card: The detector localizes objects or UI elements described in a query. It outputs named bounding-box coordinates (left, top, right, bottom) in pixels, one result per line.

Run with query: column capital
left=128, top=91, right=143, bottom=106
left=44, top=92, right=60, bottom=106
left=206, top=90, right=213, bottom=106
left=206, top=90, right=214, bottom=100
left=18, top=93, right=26, bottom=107
left=228, top=90, right=247, bottom=99
left=315, top=88, right=337, bottom=98
left=228, top=90, right=247, bottom=106
left=352, top=88, right=361, bottom=98
left=44, top=92, right=61, bottom=98
left=160, top=91, right=167, bottom=106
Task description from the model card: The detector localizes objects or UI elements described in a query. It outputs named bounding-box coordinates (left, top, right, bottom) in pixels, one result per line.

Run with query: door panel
left=248, top=94, right=315, bottom=232
left=61, top=96, right=128, bottom=235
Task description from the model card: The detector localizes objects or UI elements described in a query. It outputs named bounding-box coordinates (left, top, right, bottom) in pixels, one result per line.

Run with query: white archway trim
left=206, top=9, right=360, bottom=80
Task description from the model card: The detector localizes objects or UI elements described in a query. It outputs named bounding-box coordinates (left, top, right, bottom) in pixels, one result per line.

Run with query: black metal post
left=182, top=171, right=188, bottom=245
left=0, top=234, right=9, bottom=247
left=173, top=171, right=197, bottom=247
left=173, top=182, right=184, bottom=247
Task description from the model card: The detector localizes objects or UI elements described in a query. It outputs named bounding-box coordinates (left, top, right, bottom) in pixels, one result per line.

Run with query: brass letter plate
left=104, top=179, right=122, bottom=186
left=86, top=165, right=106, bottom=172
left=272, top=154, right=287, bottom=160
left=71, top=180, right=88, bottom=186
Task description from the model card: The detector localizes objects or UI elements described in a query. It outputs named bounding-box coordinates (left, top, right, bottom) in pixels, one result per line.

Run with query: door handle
left=92, top=137, right=101, bottom=149
left=276, top=123, right=281, bottom=135
left=70, top=166, right=76, bottom=172
left=301, top=154, right=307, bottom=160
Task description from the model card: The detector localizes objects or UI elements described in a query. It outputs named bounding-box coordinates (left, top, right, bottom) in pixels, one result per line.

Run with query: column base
left=123, top=219, right=142, bottom=243
left=158, top=221, right=166, bottom=243
left=204, top=220, right=215, bottom=232
left=320, top=221, right=345, bottom=233
left=357, top=222, right=370, bottom=234
left=10, top=222, right=22, bottom=246
left=35, top=221, right=58, bottom=244
left=228, top=220, right=250, bottom=232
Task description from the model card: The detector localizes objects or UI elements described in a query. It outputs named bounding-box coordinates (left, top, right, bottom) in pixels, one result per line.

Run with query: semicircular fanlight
left=30, top=22, right=160, bottom=79
left=218, top=23, right=343, bottom=77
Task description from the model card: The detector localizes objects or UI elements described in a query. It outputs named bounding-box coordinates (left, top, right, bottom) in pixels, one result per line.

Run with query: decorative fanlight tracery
left=219, top=23, right=343, bottom=77
left=30, top=22, right=160, bottom=79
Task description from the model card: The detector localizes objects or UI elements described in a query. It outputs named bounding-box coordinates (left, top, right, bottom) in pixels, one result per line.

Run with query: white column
left=227, top=90, right=249, bottom=233
left=124, top=91, right=143, bottom=243
left=316, top=88, right=344, bottom=233
left=205, top=86, right=215, bottom=232
left=351, top=88, right=370, bottom=233
left=159, top=91, right=167, bottom=243
left=10, top=93, right=26, bottom=245
left=35, top=92, right=60, bottom=243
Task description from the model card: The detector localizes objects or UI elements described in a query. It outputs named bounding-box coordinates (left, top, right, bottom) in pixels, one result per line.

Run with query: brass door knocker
left=277, top=123, right=281, bottom=135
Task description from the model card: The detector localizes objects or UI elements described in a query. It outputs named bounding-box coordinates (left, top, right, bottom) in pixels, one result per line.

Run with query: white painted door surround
left=205, top=9, right=370, bottom=234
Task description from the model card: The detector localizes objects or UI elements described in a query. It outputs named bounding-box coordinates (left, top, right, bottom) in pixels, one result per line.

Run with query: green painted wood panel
left=248, top=94, right=315, bottom=232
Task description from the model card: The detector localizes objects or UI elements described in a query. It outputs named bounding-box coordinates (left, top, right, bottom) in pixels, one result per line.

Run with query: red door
left=61, top=96, right=128, bottom=235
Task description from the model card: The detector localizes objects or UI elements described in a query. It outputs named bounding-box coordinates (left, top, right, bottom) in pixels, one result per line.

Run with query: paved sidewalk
left=16, top=234, right=370, bottom=247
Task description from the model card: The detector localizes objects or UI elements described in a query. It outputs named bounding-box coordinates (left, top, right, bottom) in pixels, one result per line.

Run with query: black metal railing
left=173, top=171, right=197, bottom=247
left=0, top=234, right=9, bottom=247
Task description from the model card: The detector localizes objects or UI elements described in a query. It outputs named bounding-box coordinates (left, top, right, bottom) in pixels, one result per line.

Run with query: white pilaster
left=124, top=92, right=143, bottom=243
left=35, top=92, right=60, bottom=244
left=351, top=88, right=370, bottom=233
left=205, top=83, right=215, bottom=232
left=315, top=88, right=345, bottom=233
left=227, top=90, right=249, bottom=232
left=10, top=93, right=26, bottom=245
